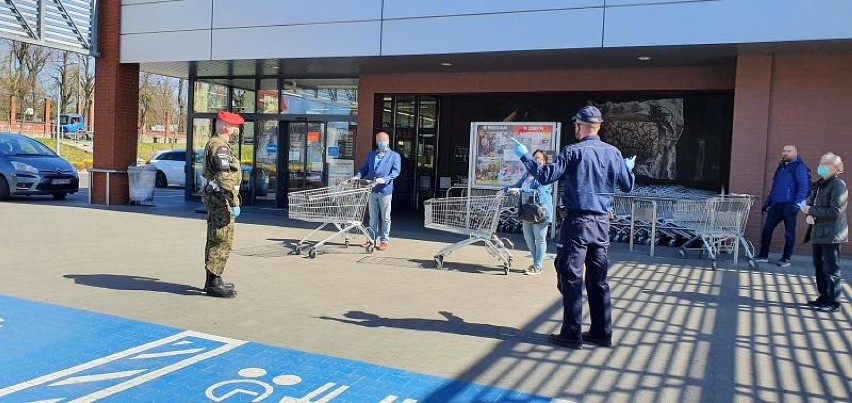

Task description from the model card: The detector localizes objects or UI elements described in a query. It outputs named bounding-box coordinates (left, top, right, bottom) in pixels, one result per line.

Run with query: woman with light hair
left=800, top=152, right=847, bottom=312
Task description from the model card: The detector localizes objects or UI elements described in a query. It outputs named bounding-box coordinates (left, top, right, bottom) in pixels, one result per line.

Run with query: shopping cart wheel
left=748, top=259, right=758, bottom=270
left=678, top=249, right=687, bottom=259
left=365, top=243, right=375, bottom=254
left=434, top=255, right=445, bottom=270
left=711, top=260, right=717, bottom=270
left=308, top=248, right=318, bottom=259
left=503, top=265, right=510, bottom=275
left=344, top=239, right=350, bottom=248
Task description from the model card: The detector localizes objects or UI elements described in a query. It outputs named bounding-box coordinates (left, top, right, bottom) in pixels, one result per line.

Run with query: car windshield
left=59, top=116, right=69, bottom=125
left=0, top=136, right=56, bottom=156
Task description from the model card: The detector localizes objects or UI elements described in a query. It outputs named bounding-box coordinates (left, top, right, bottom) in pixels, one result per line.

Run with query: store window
left=281, top=79, right=357, bottom=115
left=257, top=79, right=279, bottom=114
left=193, top=82, right=228, bottom=113
left=232, top=88, right=256, bottom=114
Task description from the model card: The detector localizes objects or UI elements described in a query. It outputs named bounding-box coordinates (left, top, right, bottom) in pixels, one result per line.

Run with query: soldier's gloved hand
left=375, top=177, right=386, bottom=184
left=624, top=156, right=636, bottom=171
left=231, top=206, right=241, bottom=218
left=511, top=138, right=528, bottom=158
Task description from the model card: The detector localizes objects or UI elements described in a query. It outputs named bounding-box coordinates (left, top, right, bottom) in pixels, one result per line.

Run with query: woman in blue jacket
left=506, top=150, right=554, bottom=275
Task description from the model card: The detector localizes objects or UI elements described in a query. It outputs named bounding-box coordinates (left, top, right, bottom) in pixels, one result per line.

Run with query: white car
left=149, top=149, right=268, bottom=195
left=147, top=149, right=187, bottom=188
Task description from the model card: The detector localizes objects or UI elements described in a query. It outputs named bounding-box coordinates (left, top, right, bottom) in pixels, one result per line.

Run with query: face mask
left=817, top=164, right=831, bottom=178
left=377, top=141, right=388, bottom=150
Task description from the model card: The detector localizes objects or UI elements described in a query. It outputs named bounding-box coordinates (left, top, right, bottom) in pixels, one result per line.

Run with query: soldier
left=201, top=111, right=244, bottom=298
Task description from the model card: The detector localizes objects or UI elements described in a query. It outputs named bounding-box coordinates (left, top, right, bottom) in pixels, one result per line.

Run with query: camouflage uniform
left=202, top=134, right=242, bottom=277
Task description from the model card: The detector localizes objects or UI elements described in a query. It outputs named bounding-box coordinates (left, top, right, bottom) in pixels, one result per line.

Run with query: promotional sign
left=327, top=159, right=354, bottom=186
left=468, top=122, right=561, bottom=189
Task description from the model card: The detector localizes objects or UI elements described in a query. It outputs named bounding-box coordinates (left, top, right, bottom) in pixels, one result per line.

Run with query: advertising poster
left=327, top=159, right=354, bottom=186
left=469, top=122, right=560, bottom=189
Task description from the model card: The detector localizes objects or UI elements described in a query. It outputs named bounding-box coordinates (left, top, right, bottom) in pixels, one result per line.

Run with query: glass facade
left=187, top=77, right=358, bottom=207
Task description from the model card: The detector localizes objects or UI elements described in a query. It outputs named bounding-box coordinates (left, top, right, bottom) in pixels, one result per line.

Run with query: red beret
left=218, top=111, right=245, bottom=126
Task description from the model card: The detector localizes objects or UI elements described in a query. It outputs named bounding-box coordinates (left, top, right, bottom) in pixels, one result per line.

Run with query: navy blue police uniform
left=518, top=106, right=634, bottom=348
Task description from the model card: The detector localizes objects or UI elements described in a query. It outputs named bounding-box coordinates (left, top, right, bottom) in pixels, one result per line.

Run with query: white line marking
left=30, top=399, right=64, bottom=403
left=129, top=348, right=205, bottom=360
left=171, top=341, right=193, bottom=346
left=49, top=370, right=145, bottom=386
left=0, top=330, right=246, bottom=400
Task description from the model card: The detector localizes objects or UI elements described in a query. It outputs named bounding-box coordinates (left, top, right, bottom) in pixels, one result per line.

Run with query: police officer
left=201, top=111, right=244, bottom=298
left=513, top=106, right=635, bottom=349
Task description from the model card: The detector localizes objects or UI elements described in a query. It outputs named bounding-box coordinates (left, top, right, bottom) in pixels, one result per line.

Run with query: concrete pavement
left=0, top=190, right=849, bottom=402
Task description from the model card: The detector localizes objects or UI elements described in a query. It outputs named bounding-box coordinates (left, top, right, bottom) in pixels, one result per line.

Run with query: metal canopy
left=0, top=0, right=96, bottom=55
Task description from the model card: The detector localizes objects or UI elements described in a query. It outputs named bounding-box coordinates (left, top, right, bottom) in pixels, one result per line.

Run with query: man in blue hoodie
left=757, top=145, right=811, bottom=267
left=353, top=132, right=401, bottom=251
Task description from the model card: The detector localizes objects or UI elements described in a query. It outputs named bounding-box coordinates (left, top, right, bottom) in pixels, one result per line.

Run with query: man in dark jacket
left=757, top=145, right=811, bottom=267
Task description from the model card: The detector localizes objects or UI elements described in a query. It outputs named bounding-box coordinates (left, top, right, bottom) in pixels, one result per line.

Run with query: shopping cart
left=288, top=180, right=375, bottom=259
left=678, top=195, right=757, bottom=270
left=424, top=193, right=514, bottom=274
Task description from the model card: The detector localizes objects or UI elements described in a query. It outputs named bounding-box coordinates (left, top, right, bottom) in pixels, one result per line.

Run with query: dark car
left=0, top=133, right=80, bottom=200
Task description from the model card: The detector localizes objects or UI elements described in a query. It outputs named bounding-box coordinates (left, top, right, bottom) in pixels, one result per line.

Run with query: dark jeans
left=812, top=243, right=843, bottom=305
left=759, top=202, right=798, bottom=260
left=554, top=214, right=612, bottom=342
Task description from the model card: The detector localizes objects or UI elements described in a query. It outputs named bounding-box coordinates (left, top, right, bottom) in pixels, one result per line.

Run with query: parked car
left=149, top=149, right=269, bottom=196
left=0, top=133, right=79, bottom=200
left=147, top=149, right=188, bottom=188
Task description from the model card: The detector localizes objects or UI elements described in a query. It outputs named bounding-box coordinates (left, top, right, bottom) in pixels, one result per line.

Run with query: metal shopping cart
left=424, top=193, right=515, bottom=274
left=678, top=195, right=757, bottom=270
left=288, top=180, right=375, bottom=259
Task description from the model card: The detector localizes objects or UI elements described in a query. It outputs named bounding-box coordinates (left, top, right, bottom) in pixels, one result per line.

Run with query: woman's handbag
left=519, top=191, right=547, bottom=223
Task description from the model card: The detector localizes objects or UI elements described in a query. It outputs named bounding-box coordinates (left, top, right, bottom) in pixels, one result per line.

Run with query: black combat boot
left=204, top=271, right=235, bottom=290
left=204, top=272, right=237, bottom=298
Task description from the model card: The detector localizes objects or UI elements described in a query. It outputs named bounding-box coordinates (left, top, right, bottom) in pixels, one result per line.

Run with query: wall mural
left=593, top=98, right=685, bottom=180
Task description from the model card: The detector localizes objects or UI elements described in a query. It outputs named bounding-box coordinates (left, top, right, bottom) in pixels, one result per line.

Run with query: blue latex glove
left=510, top=138, right=528, bottom=158
left=231, top=206, right=241, bottom=218
left=624, top=156, right=636, bottom=171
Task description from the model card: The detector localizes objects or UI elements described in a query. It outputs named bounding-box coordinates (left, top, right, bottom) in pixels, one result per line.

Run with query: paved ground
left=0, top=189, right=850, bottom=402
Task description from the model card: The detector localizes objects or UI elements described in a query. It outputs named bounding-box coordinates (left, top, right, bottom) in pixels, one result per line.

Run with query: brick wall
left=92, top=0, right=140, bottom=205
left=730, top=51, right=852, bottom=256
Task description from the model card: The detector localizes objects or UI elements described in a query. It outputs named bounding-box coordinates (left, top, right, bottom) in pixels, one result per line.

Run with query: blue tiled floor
left=0, top=295, right=554, bottom=402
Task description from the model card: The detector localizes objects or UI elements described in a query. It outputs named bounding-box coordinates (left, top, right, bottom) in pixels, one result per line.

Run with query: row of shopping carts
left=286, top=181, right=757, bottom=272
left=614, top=194, right=758, bottom=270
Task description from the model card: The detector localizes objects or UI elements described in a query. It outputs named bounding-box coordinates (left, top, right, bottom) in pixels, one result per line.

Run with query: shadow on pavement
left=62, top=274, right=203, bottom=296
left=317, top=310, right=543, bottom=342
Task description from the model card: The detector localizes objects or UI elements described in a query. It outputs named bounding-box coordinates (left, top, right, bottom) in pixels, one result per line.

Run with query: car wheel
left=0, top=176, right=10, bottom=201
left=155, top=171, right=168, bottom=188
left=52, top=192, right=67, bottom=200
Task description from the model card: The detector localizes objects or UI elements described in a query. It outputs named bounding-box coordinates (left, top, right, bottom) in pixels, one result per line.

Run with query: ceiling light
left=440, top=62, right=453, bottom=67
left=637, top=56, right=652, bottom=61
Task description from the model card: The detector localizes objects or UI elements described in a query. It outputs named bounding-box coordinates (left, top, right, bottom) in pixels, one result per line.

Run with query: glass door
left=191, top=118, right=212, bottom=196
left=254, top=120, right=279, bottom=206
left=286, top=122, right=327, bottom=195
left=393, top=96, right=417, bottom=209
left=416, top=97, right=438, bottom=207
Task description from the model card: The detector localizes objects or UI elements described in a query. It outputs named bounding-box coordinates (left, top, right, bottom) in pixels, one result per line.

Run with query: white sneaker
left=525, top=266, right=542, bottom=276
left=755, top=257, right=770, bottom=263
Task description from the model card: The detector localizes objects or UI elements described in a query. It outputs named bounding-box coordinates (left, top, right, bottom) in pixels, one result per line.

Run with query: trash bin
left=128, top=164, right=157, bottom=205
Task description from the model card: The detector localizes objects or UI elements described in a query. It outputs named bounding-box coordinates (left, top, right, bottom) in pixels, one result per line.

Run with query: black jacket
left=804, top=176, right=848, bottom=244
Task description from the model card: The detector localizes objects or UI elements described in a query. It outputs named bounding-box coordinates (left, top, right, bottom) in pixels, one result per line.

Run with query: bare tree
left=53, top=50, right=77, bottom=114
left=77, top=53, right=95, bottom=130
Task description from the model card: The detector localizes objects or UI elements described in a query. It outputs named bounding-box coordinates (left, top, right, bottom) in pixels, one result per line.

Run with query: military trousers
left=203, top=194, right=235, bottom=276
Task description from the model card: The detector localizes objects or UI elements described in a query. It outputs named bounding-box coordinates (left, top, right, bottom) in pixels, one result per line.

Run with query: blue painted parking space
left=0, top=295, right=557, bottom=402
